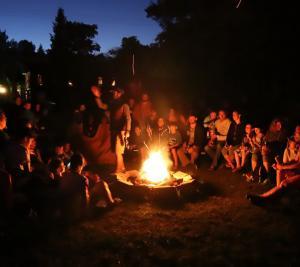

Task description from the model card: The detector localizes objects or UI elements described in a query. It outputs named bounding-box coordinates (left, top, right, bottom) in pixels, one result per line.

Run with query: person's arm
left=282, top=149, right=288, bottom=164
left=123, top=104, right=132, bottom=134
left=95, top=97, right=108, bottom=110
left=277, top=161, right=300, bottom=170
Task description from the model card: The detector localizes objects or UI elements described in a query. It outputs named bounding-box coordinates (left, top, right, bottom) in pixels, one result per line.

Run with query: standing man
left=110, top=88, right=132, bottom=173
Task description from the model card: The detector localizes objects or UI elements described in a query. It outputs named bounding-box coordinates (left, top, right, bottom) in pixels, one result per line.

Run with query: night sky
left=0, top=0, right=161, bottom=53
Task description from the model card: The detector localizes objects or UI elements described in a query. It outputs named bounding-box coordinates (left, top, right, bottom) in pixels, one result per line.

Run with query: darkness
left=0, top=0, right=299, bottom=127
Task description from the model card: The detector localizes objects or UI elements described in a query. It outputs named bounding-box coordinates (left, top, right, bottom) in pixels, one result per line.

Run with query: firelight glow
left=141, top=151, right=170, bottom=184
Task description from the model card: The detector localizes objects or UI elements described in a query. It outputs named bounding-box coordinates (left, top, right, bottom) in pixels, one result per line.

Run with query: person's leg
left=115, top=134, right=126, bottom=172
left=251, top=154, right=258, bottom=172
left=177, top=146, right=190, bottom=167
left=212, top=142, right=223, bottom=168
left=276, top=169, right=284, bottom=186
left=260, top=175, right=300, bottom=198
left=170, top=148, right=178, bottom=169
left=190, top=145, right=199, bottom=165
left=204, top=144, right=215, bottom=160
left=221, top=146, right=232, bottom=168
left=235, top=151, right=241, bottom=169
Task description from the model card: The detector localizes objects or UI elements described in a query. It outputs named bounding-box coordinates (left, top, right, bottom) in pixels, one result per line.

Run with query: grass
left=1, top=161, right=300, bottom=266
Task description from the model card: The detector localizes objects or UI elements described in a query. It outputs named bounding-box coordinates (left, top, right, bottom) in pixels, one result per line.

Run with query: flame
left=141, top=151, right=170, bottom=184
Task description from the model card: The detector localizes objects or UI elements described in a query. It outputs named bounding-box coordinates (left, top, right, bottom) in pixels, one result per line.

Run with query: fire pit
left=113, top=150, right=199, bottom=202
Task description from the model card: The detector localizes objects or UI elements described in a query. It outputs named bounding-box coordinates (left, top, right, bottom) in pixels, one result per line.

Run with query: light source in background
left=68, top=80, right=73, bottom=87
left=97, top=76, right=103, bottom=86
left=111, top=80, right=116, bottom=87
left=0, top=84, right=8, bottom=95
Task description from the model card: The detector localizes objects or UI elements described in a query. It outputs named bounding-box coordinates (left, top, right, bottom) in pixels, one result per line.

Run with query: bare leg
left=115, top=135, right=125, bottom=172
left=235, top=151, right=241, bottom=169
left=170, top=148, right=178, bottom=169
left=190, top=146, right=199, bottom=165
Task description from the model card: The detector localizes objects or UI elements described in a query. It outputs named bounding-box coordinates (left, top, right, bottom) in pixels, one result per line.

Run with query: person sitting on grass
left=168, top=123, right=182, bottom=170
left=82, top=166, right=121, bottom=213
left=221, top=111, right=244, bottom=171
left=205, top=110, right=231, bottom=170
left=48, top=157, right=66, bottom=186
left=245, top=126, right=266, bottom=183
left=246, top=160, right=300, bottom=206
left=203, top=110, right=217, bottom=138
left=274, top=137, right=300, bottom=186
left=60, top=153, right=89, bottom=220
left=182, top=113, right=205, bottom=167
left=234, top=123, right=252, bottom=172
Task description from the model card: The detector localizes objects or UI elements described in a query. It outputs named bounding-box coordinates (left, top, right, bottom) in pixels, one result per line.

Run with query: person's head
left=270, top=119, right=282, bottom=132
left=254, top=127, right=261, bottom=135
left=288, top=138, right=297, bottom=150
left=54, top=142, right=64, bottom=155
left=70, top=153, right=85, bottom=173
left=294, top=125, right=300, bottom=135
left=218, top=110, right=227, bottom=121
left=48, top=158, right=65, bottom=176
left=64, top=142, right=72, bottom=153
left=134, top=125, right=142, bottom=136
left=245, top=124, right=252, bottom=134
left=188, top=114, right=197, bottom=125
left=157, top=117, right=165, bottom=128
left=112, top=88, right=124, bottom=100
left=23, top=101, right=31, bottom=111
left=150, top=110, right=158, bottom=120
left=128, top=98, right=135, bottom=108
left=91, top=85, right=101, bottom=98
left=82, top=165, right=100, bottom=183
left=0, top=110, right=7, bottom=130
left=15, top=96, right=22, bottom=106
left=79, top=104, right=86, bottom=112
left=141, top=93, right=149, bottom=102
left=169, top=123, right=178, bottom=134
left=168, top=108, right=176, bottom=116
left=16, top=127, right=36, bottom=149
left=210, top=111, right=217, bottom=120
left=232, top=111, right=241, bottom=123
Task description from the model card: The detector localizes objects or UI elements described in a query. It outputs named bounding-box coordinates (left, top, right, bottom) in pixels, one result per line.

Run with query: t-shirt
left=168, top=132, right=182, bottom=147
left=215, top=118, right=231, bottom=142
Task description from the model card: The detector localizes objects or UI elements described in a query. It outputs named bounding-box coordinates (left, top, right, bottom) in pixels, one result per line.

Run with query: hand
left=125, top=131, right=130, bottom=139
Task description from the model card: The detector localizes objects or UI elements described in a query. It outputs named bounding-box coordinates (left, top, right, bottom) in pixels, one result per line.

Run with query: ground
left=2, top=161, right=300, bottom=267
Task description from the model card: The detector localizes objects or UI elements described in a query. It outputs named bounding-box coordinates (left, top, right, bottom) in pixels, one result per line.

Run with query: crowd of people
left=0, top=84, right=299, bottom=221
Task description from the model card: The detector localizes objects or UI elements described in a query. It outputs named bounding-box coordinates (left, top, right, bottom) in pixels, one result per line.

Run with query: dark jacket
left=226, top=122, right=244, bottom=146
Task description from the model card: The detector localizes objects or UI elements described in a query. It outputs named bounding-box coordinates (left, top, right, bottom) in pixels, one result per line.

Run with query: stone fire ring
left=113, top=170, right=199, bottom=201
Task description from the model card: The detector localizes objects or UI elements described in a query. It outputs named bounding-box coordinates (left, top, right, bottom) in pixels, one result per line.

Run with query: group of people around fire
left=0, top=84, right=299, bottom=221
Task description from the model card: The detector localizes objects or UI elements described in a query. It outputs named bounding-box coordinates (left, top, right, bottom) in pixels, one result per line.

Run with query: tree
left=17, top=40, right=36, bottom=55
left=145, top=0, right=299, bottom=112
left=50, top=8, right=100, bottom=56
left=0, top=30, right=9, bottom=51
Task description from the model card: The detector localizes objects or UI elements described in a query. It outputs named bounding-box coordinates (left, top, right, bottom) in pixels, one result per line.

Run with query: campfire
left=116, top=150, right=194, bottom=188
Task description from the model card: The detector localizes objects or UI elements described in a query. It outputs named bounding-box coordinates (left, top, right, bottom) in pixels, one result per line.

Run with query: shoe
left=261, top=178, right=270, bottom=185
left=113, top=197, right=122, bottom=204
left=246, top=193, right=265, bottom=206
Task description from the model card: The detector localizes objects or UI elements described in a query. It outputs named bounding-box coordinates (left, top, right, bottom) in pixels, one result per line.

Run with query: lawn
left=1, top=162, right=300, bottom=266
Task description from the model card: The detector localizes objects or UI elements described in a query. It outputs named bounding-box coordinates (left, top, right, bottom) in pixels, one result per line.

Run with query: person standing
left=109, top=88, right=132, bottom=173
